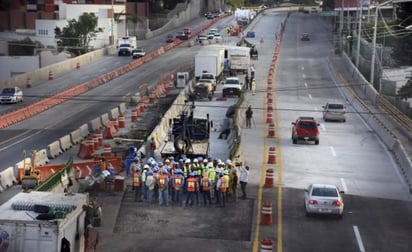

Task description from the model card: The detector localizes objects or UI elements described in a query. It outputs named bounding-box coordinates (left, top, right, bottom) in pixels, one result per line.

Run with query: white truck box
left=117, top=36, right=137, bottom=56
left=226, top=46, right=250, bottom=73
left=0, top=191, right=89, bottom=252
left=194, top=48, right=225, bottom=79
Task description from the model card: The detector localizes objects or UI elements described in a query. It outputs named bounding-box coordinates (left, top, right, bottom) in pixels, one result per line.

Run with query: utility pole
left=370, top=6, right=378, bottom=86
left=356, top=1, right=363, bottom=68
left=339, top=0, right=344, bottom=54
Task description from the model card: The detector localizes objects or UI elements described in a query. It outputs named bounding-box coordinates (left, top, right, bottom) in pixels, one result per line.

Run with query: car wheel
left=315, top=140, right=319, bottom=145
left=293, top=138, right=297, bottom=144
left=343, top=119, right=346, bottom=122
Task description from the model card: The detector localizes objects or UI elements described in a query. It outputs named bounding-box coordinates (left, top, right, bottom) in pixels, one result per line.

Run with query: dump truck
left=0, top=191, right=97, bottom=252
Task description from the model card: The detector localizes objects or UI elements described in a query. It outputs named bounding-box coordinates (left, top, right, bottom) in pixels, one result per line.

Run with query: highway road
left=1, top=8, right=412, bottom=252
left=272, top=11, right=412, bottom=252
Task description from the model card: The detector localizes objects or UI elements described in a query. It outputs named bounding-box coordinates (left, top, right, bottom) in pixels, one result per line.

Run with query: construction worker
left=141, top=164, right=149, bottom=200
left=239, top=165, right=250, bottom=199
left=172, top=169, right=185, bottom=205
left=201, top=173, right=212, bottom=206
left=145, top=170, right=154, bottom=203
left=223, top=170, right=230, bottom=198
left=185, top=172, right=198, bottom=206
left=158, top=168, right=169, bottom=206
left=194, top=171, right=200, bottom=206
left=183, top=159, right=191, bottom=192
left=133, top=166, right=143, bottom=202
left=208, top=163, right=217, bottom=200
left=231, top=168, right=239, bottom=202
left=251, top=78, right=256, bottom=95
left=246, top=106, right=253, bottom=128
left=216, top=173, right=228, bottom=207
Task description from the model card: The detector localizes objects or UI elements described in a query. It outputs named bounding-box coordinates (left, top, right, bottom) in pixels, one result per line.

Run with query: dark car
left=300, top=33, right=310, bottom=41
left=246, top=31, right=255, bottom=38
left=291, top=116, right=320, bottom=145
left=176, top=31, right=188, bottom=40
left=166, top=34, right=175, bottom=43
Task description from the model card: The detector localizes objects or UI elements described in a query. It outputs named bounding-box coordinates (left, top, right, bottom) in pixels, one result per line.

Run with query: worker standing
left=216, top=173, right=228, bottom=207
left=245, top=74, right=250, bottom=91
left=201, top=173, right=212, bottom=206
left=251, top=79, right=256, bottom=95
left=145, top=170, right=154, bottom=203
left=158, top=169, right=170, bottom=206
left=133, top=166, right=143, bottom=202
left=245, top=105, right=253, bottom=128
left=231, top=168, right=239, bottom=202
left=239, top=165, right=250, bottom=199
left=185, top=173, right=198, bottom=206
left=173, top=169, right=185, bottom=205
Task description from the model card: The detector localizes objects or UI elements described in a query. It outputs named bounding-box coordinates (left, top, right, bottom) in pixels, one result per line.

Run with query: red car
left=183, top=27, right=191, bottom=36
left=291, top=116, right=320, bottom=145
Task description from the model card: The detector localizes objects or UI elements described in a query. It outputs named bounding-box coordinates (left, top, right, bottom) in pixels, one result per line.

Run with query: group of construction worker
left=129, top=156, right=249, bottom=207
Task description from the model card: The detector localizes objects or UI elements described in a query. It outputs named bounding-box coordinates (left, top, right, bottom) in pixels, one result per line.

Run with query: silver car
left=322, top=102, right=346, bottom=122
left=304, top=184, right=344, bottom=218
left=0, top=86, right=23, bottom=104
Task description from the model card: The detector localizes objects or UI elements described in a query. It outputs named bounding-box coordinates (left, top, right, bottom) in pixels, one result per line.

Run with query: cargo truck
left=117, top=36, right=137, bottom=56
left=226, top=46, right=250, bottom=74
left=194, top=48, right=225, bottom=81
left=0, top=191, right=94, bottom=252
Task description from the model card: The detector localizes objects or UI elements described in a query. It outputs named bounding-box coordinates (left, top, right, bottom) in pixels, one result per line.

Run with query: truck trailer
left=194, top=48, right=225, bottom=80
left=0, top=191, right=91, bottom=252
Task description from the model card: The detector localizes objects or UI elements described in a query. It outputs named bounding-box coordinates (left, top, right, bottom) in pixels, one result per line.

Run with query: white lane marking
left=340, top=178, right=348, bottom=192
left=301, top=66, right=304, bottom=71
left=304, top=82, right=308, bottom=87
left=302, top=73, right=306, bottom=79
left=308, top=94, right=312, bottom=99
left=353, top=226, right=366, bottom=252
left=320, top=123, right=326, bottom=131
left=330, top=146, right=336, bottom=157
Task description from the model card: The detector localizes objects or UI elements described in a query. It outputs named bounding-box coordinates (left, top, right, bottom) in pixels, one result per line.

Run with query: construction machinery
left=21, top=150, right=41, bottom=190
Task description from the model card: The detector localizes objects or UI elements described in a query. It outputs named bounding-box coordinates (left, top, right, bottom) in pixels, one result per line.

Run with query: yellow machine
left=21, top=150, right=41, bottom=189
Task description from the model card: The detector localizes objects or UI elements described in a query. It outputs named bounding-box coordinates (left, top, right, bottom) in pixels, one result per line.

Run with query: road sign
left=321, top=11, right=338, bottom=17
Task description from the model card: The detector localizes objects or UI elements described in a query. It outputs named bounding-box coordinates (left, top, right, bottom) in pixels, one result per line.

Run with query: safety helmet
left=193, top=158, right=198, bottom=163
left=179, top=159, right=184, bottom=163
left=185, top=159, right=191, bottom=164
left=143, top=164, right=150, bottom=169
left=134, top=157, right=139, bottom=161
left=203, top=159, right=208, bottom=163
left=226, top=159, right=232, bottom=165
left=158, top=162, right=164, bottom=166
left=165, top=159, right=170, bottom=163
left=197, top=157, right=203, bottom=162
left=232, top=169, right=237, bottom=174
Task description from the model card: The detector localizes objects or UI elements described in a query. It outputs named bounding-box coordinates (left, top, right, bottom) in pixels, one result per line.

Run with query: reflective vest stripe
left=187, top=178, right=196, bottom=192
left=133, top=173, right=140, bottom=187
left=159, top=175, right=167, bottom=189
left=202, top=178, right=209, bottom=191
left=175, top=177, right=182, bottom=190
left=220, top=177, right=227, bottom=192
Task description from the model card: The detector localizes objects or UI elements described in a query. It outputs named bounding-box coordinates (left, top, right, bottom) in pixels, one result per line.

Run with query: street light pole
left=356, top=1, right=363, bottom=68
left=370, top=5, right=379, bottom=85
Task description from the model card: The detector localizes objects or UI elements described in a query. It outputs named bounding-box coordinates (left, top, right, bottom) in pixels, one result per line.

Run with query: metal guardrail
left=377, top=96, right=412, bottom=135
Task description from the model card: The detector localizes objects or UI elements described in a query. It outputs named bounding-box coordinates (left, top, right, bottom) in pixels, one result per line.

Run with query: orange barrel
left=112, top=118, right=119, bottom=130
left=266, top=111, right=273, bottom=124
left=26, top=78, right=32, bottom=88
left=48, top=70, right=54, bottom=80
left=131, top=109, right=138, bottom=122
left=264, top=168, right=275, bottom=188
left=103, top=144, right=112, bottom=158
left=260, top=238, right=273, bottom=251
left=267, top=147, right=277, bottom=164
left=118, top=115, right=125, bottom=128
left=96, top=131, right=103, bottom=146
left=260, top=203, right=273, bottom=225
left=267, top=104, right=273, bottom=112
left=268, top=124, right=275, bottom=138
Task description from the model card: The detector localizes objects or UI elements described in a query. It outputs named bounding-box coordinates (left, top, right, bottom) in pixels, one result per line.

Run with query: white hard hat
left=193, top=158, right=198, bottom=163
left=185, top=159, right=191, bottom=164
left=226, top=159, right=232, bottom=165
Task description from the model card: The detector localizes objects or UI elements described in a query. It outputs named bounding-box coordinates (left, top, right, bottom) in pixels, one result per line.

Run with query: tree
left=397, top=76, right=412, bottom=101
left=55, top=12, right=103, bottom=56
left=391, top=2, right=412, bottom=66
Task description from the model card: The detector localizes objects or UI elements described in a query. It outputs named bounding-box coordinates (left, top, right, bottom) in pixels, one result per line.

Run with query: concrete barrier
left=119, top=102, right=127, bottom=115
left=89, top=116, right=103, bottom=132
left=101, top=113, right=110, bottom=126
left=0, top=167, right=17, bottom=188
left=59, top=134, right=73, bottom=151
left=47, top=140, right=63, bottom=159
left=70, top=128, right=83, bottom=144
left=0, top=181, right=4, bottom=192
left=35, top=148, right=50, bottom=166
left=80, top=123, right=90, bottom=139
left=110, top=107, right=120, bottom=120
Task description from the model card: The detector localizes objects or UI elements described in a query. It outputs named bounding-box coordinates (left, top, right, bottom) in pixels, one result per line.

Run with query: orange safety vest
left=133, top=172, right=141, bottom=187
left=220, top=177, right=227, bottom=192
left=174, top=176, right=183, bottom=191
left=187, top=178, right=196, bottom=192
left=202, top=178, right=210, bottom=191
left=159, top=174, right=167, bottom=189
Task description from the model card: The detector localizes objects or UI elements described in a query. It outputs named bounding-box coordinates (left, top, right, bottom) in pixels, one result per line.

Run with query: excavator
left=21, top=150, right=41, bottom=190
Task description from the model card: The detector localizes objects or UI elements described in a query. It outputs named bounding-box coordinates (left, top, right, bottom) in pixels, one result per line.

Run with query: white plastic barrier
left=101, top=113, right=110, bottom=126
left=70, top=128, right=83, bottom=144
left=80, top=123, right=90, bottom=139
left=35, top=149, right=50, bottom=166
left=47, top=140, right=63, bottom=159
left=0, top=182, right=4, bottom=192
left=0, top=167, right=17, bottom=188
left=89, top=116, right=103, bottom=132
left=119, top=102, right=127, bottom=115
left=59, top=134, right=73, bottom=151
left=110, top=107, right=120, bottom=120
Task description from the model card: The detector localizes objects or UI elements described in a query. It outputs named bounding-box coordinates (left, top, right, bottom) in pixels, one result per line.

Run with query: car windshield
left=328, top=104, right=344, bottom=109
left=2, top=88, right=15, bottom=94
left=312, top=187, right=338, bottom=197
left=225, top=79, right=239, bottom=84
left=298, top=122, right=316, bottom=129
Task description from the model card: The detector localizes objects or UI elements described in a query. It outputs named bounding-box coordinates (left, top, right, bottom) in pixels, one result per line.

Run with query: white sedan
left=304, top=184, right=344, bottom=218
left=0, top=87, right=23, bottom=104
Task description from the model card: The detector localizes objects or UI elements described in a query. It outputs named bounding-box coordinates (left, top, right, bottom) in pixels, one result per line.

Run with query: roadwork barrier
left=80, top=123, right=90, bottom=139
left=101, top=113, right=110, bottom=126
left=110, top=107, right=120, bottom=120
left=70, top=128, right=83, bottom=145
left=59, top=134, right=73, bottom=151
left=264, top=168, right=275, bottom=188
left=35, top=148, right=50, bottom=166
left=47, top=140, right=63, bottom=159
left=260, top=238, right=273, bottom=252
left=0, top=167, right=17, bottom=189
left=89, top=116, right=103, bottom=132
left=260, top=202, right=273, bottom=225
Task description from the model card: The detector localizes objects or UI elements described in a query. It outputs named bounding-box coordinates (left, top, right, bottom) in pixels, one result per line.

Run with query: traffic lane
left=281, top=187, right=412, bottom=252
left=0, top=45, right=202, bottom=169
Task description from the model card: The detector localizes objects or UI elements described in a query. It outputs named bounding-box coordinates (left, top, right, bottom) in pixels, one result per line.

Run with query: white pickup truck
left=132, top=48, right=146, bottom=59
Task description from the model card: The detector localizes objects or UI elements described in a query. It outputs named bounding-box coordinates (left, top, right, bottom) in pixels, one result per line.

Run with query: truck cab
left=117, top=36, right=137, bottom=56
